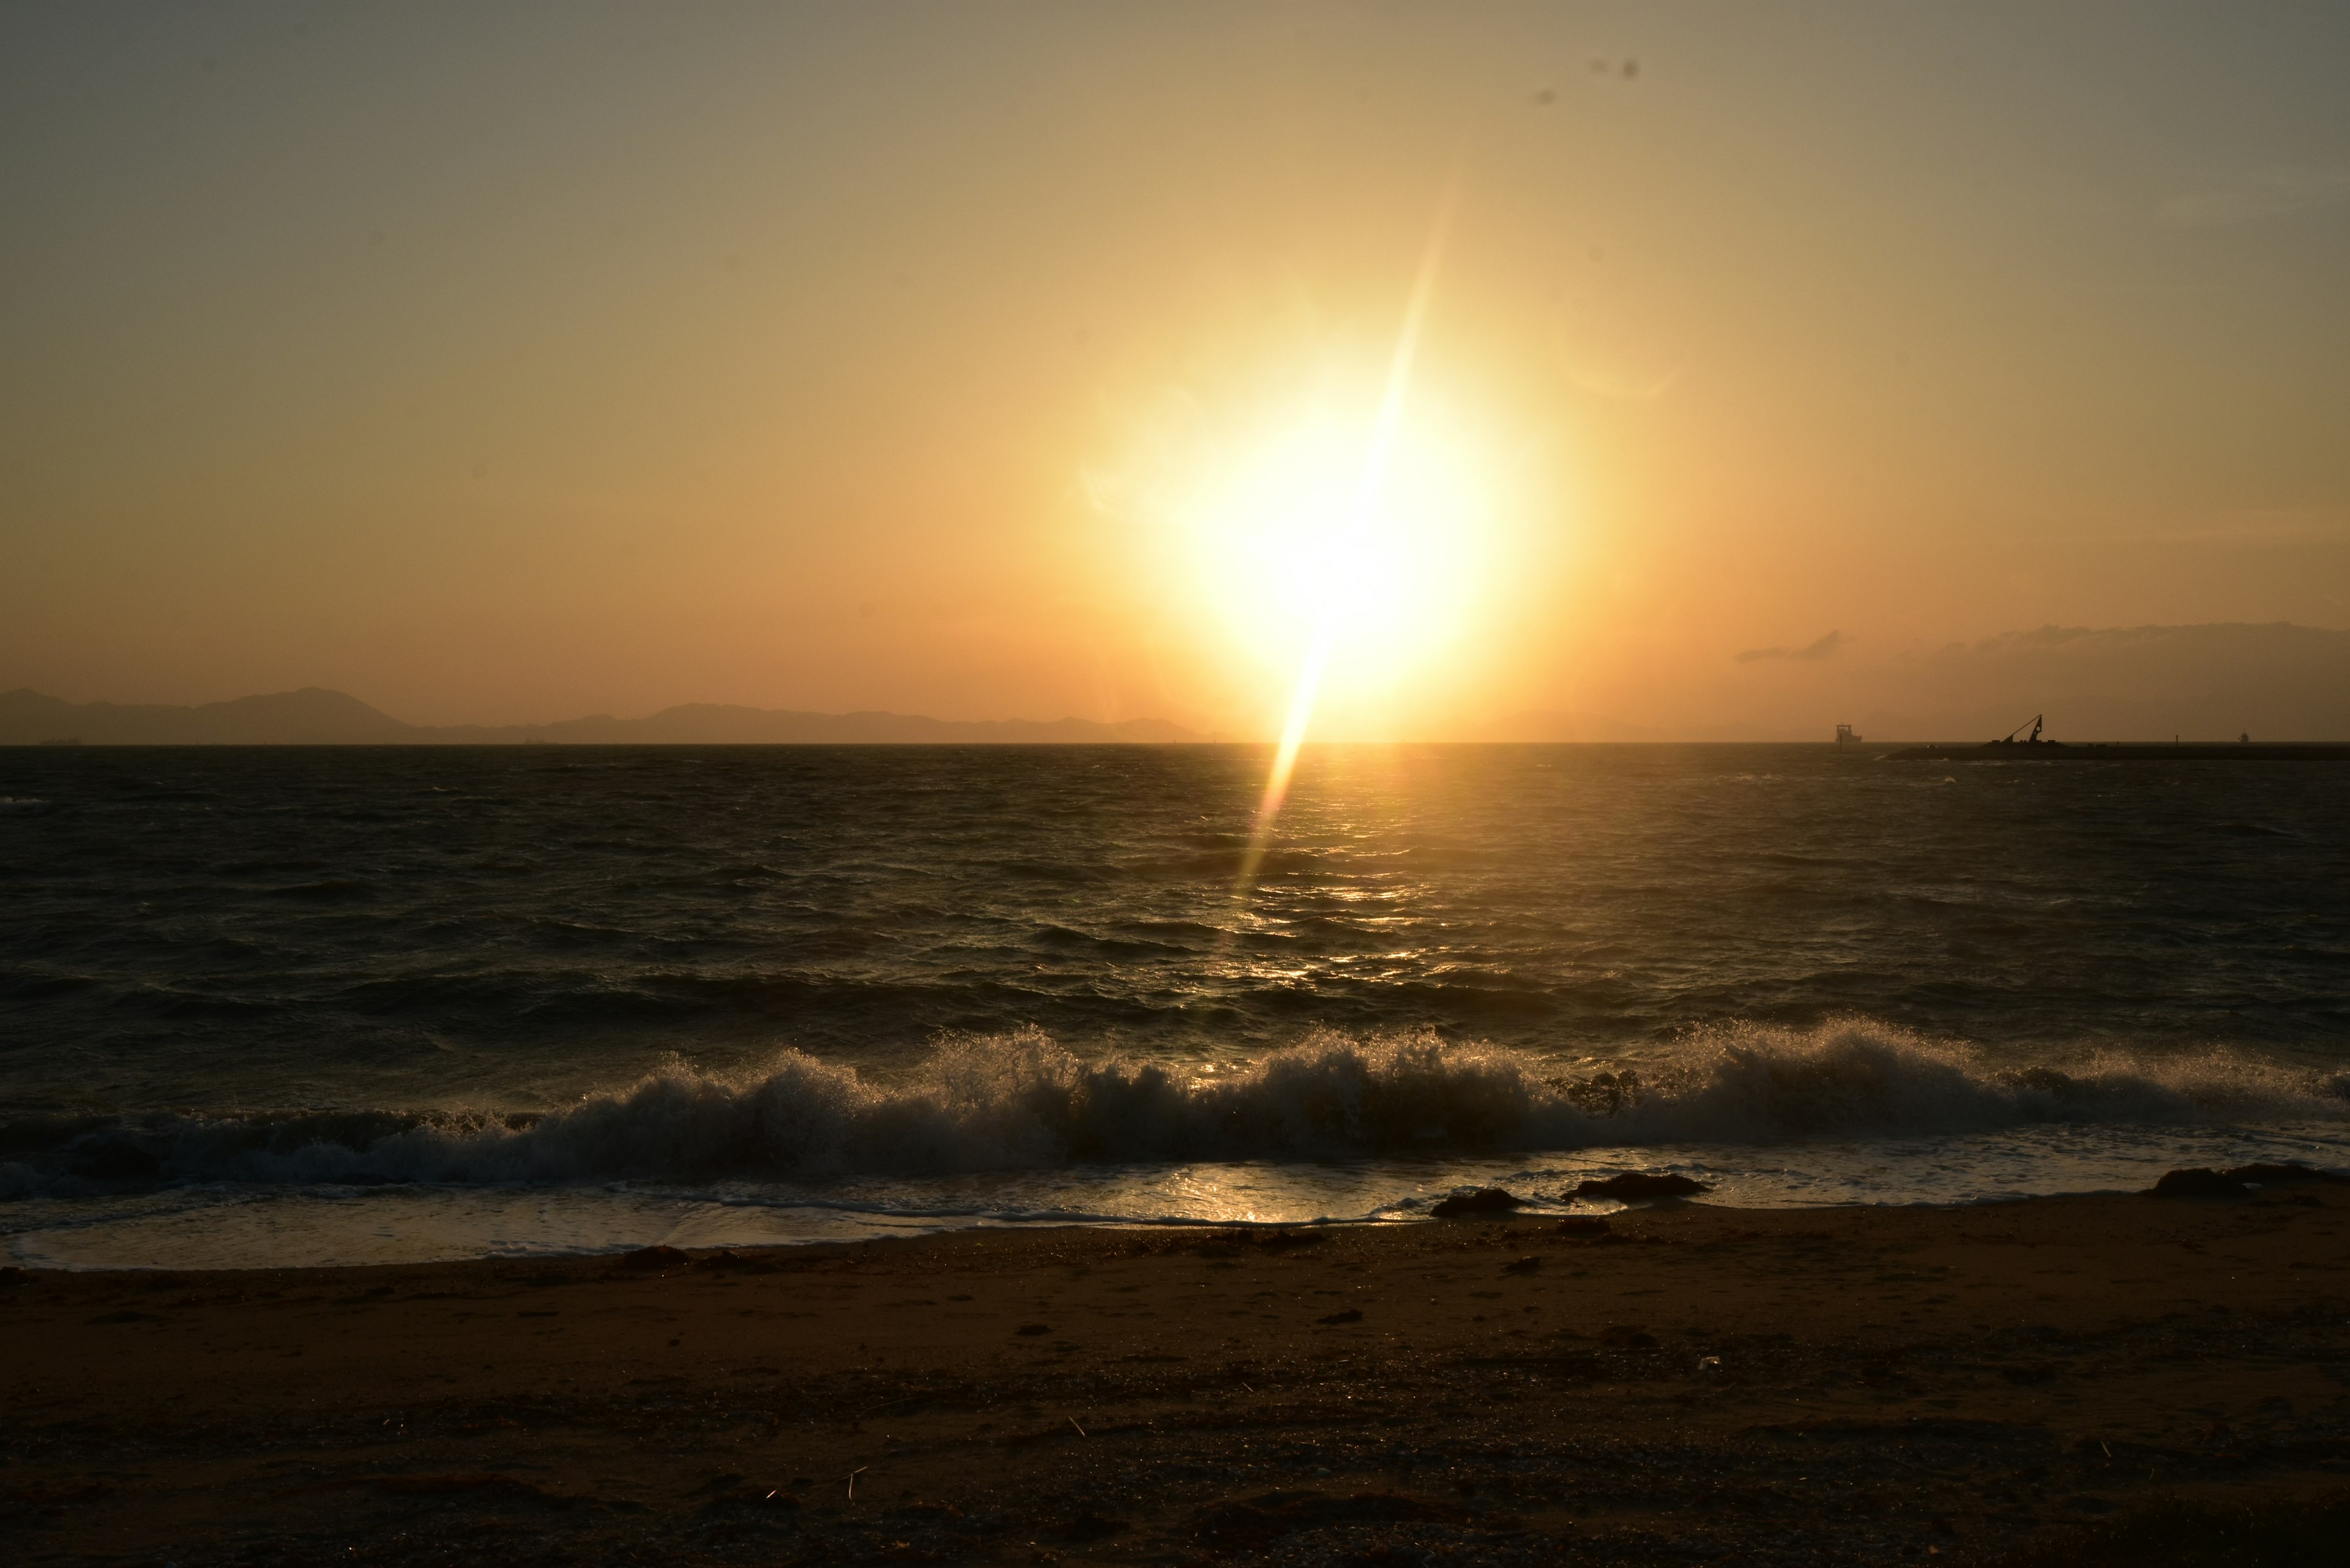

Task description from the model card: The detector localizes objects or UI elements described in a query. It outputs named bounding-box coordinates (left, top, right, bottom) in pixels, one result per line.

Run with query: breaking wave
left=5, top=1019, right=2346, bottom=1199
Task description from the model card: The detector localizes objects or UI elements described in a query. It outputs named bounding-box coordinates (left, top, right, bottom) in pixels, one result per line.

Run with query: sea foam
left=5, top=1019, right=2344, bottom=1198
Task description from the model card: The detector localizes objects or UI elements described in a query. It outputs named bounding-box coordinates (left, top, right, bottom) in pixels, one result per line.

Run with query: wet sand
left=6, top=1185, right=2349, bottom=1565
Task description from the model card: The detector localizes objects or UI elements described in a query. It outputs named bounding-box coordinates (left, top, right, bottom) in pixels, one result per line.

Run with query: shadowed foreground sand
left=6, top=1185, right=2349, bottom=1566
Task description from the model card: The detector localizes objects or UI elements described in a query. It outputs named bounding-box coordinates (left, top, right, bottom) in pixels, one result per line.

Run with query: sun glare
left=1181, top=395, right=1498, bottom=704
left=1086, top=362, right=1521, bottom=750
left=1084, top=198, right=1560, bottom=775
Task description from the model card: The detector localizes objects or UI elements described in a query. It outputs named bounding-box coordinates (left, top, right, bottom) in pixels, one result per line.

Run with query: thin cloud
left=1736, top=630, right=1847, bottom=665
left=2160, top=167, right=2350, bottom=229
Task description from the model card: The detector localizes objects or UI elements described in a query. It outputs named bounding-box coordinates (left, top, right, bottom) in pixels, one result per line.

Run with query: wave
left=4, top=1020, right=2345, bottom=1198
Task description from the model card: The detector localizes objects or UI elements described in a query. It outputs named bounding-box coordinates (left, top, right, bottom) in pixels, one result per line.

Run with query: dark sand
left=6, top=1185, right=2349, bottom=1565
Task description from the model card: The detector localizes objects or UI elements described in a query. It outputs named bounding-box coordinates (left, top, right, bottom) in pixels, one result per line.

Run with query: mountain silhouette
left=0, top=689, right=1201, bottom=746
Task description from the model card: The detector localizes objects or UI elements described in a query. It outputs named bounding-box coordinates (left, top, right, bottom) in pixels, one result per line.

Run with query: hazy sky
left=4, top=2, right=2346, bottom=736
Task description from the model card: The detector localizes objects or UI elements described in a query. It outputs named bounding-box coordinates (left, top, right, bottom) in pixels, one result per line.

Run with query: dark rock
left=2221, top=1162, right=2348, bottom=1187
left=1014, top=1323, right=1052, bottom=1337
left=1571, top=1171, right=1710, bottom=1200
left=1316, top=1307, right=1363, bottom=1325
left=2148, top=1168, right=2250, bottom=1199
left=615, top=1244, right=689, bottom=1269
left=1600, top=1324, right=1658, bottom=1348
left=1430, top=1187, right=1525, bottom=1217
left=1502, top=1255, right=1543, bottom=1274
left=1553, top=1216, right=1613, bottom=1238
left=1251, top=1227, right=1327, bottom=1249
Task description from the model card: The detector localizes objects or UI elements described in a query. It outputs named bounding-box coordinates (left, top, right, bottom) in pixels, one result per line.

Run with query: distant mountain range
left=0, top=687, right=1203, bottom=746
left=8, top=619, right=2344, bottom=745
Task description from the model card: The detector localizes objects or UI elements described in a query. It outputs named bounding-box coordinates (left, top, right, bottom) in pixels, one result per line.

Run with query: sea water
left=2, top=744, right=2343, bottom=1267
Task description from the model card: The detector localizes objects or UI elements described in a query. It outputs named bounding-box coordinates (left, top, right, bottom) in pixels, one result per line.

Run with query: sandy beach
left=6, top=1180, right=2348, bottom=1566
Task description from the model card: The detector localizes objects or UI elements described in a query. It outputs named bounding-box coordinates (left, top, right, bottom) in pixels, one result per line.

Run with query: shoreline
left=0, top=1183, right=2323, bottom=1275
left=17, top=1119, right=2349, bottom=1272
left=8, top=1183, right=2350, bottom=1564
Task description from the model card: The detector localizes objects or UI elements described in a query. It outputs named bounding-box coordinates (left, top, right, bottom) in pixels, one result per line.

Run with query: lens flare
left=1234, top=195, right=1456, bottom=892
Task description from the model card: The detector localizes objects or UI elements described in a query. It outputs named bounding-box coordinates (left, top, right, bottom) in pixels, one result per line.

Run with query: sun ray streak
left=1231, top=189, right=1457, bottom=902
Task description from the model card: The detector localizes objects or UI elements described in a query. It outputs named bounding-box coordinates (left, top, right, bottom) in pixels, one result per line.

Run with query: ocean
left=3, top=743, right=2344, bottom=1269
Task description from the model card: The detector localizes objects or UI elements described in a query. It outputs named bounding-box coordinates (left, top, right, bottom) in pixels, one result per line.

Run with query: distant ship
left=1887, top=715, right=2350, bottom=762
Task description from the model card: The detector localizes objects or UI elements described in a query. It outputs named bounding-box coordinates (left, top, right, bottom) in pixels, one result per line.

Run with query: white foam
left=15, top=1020, right=2345, bottom=1194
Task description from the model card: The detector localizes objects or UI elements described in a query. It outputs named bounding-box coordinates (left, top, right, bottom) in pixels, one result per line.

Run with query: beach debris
left=846, top=1466, right=867, bottom=1502
left=1698, top=1354, right=1722, bottom=1372
left=1015, top=1323, right=1052, bottom=1337
left=1430, top=1187, right=1524, bottom=1217
left=1316, top=1307, right=1363, bottom=1325
left=1502, top=1255, right=1543, bottom=1274
left=1570, top=1172, right=1710, bottom=1201
left=1600, top=1324, right=1658, bottom=1348
left=1553, top=1216, right=1613, bottom=1238
left=693, top=1473, right=800, bottom=1512
left=1069, top=1416, right=1087, bottom=1436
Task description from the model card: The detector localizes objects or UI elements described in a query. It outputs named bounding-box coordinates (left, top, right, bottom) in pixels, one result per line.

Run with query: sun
left=1179, top=393, right=1498, bottom=705
left=1083, top=192, right=1562, bottom=759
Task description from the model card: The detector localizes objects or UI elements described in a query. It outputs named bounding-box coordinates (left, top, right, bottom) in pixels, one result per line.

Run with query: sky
left=4, top=2, right=2346, bottom=738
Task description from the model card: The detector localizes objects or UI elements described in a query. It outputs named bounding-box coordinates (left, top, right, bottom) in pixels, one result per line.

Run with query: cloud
left=2160, top=167, right=2350, bottom=229
left=1736, top=629, right=1847, bottom=665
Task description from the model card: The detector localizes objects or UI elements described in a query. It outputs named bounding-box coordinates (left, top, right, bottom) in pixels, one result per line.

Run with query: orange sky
left=3, top=3, right=2346, bottom=737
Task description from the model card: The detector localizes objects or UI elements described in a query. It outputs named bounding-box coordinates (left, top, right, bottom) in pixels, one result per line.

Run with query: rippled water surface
left=2, top=744, right=2344, bottom=1265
